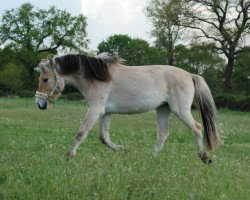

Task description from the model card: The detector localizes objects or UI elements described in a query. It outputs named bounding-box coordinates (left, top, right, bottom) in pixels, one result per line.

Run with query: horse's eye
left=43, top=78, right=49, bottom=83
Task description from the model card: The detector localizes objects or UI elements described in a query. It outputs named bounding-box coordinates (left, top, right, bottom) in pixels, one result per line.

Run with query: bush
left=239, top=96, right=250, bottom=112
left=214, top=94, right=250, bottom=111
left=0, top=90, right=5, bottom=97
left=214, top=94, right=236, bottom=109
left=63, top=92, right=83, bottom=101
left=17, top=90, right=35, bottom=98
left=0, top=63, right=26, bottom=93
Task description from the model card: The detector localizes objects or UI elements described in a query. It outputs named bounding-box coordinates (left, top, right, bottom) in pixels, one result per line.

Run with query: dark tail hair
left=192, top=74, right=221, bottom=150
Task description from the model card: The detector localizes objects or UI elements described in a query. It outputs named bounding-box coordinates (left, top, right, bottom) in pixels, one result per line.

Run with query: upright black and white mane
left=54, top=53, right=121, bottom=81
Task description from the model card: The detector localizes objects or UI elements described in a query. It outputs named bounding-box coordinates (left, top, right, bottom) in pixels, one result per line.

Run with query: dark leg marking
left=198, top=152, right=212, bottom=164
left=76, top=131, right=84, bottom=141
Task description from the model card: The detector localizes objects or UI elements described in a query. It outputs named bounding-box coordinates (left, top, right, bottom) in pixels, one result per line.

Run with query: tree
left=0, top=3, right=88, bottom=89
left=146, top=0, right=184, bottom=65
left=174, top=43, right=225, bottom=74
left=98, top=34, right=132, bottom=56
left=98, top=34, right=166, bottom=65
left=123, top=38, right=165, bottom=65
left=233, top=48, right=250, bottom=95
left=181, top=0, right=250, bottom=91
left=173, top=43, right=225, bottom=93
left=0, top=63, right=27, bottom=94
left=202, top=67, right=223, bottom=94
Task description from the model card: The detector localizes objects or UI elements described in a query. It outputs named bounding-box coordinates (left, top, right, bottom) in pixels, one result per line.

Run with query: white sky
left=82, top=0, right=153, bottom=50
left=0, top=0, right=153, bottom=51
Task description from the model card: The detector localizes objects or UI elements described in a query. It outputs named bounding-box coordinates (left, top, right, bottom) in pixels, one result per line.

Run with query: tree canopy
left=233, top=49, right=250, bottom=95
left=146, top=0, right=250, bottom=92
left=0, top=3, right=88, bottom=53
left=181, top=0, right=250, bottom=91
left=0, top=3, right=88, bottom=91
left=98, top=34, right=166, bottom=65
left=146, top=0, right=184, bottom=65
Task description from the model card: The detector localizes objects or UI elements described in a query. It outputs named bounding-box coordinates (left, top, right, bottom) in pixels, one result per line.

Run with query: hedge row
left=0, top=90, right=5, bottom=97
left=214, top=94, right=250, bottom=112
left=0, top=90, right=249, bottom=111
left=17, top=90, right=35, bottom=98
left=60, top=92, right=83, bottom=101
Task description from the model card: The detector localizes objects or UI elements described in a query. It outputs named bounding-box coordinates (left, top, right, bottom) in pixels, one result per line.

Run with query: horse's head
left=34, top=58, right=65, bottom=110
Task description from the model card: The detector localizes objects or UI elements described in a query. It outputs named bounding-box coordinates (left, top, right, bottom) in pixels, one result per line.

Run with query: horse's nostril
left=36, top=98, right=47, bottom=110
left=37, top=103, right=46, bottom=110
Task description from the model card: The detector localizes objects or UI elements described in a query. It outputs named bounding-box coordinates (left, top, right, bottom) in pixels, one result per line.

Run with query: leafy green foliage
left=0, top=90, right=5, bottom=97
left=146, top=0, right=184, bottom=65
left=123, top=38, right=166, bottom=65
left=173, top=43, right=225, bottom=93
left=62, top=92, right=84, bottom=101
left=233, top=50, right=250, bottom=95
left=16, top=90, right=36, bottom=98
left=0, top=3, right=88, bottom=93
left=175, top=43, right=225, bottom=72
left=0, top=63, right=27, bottom=94
left=98, top=35, right=132, bottom=56
left=0, top=3, right=88, bottom=53
left=181, top=0, right=250, bottom=91
left=214, top=94, right=250, bottom=111
left=98, top=34, right=166, bottom=65
left=202, top=67, right=223, bottom=94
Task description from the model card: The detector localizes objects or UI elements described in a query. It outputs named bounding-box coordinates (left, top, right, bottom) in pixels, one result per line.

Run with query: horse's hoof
left=114, top=145, right=124, bottom=151
left=109, top=144, right=124, bottom=151
left=66, top=151, right=75, bottom=161
left=153, top=146, right=162, bottom=153
left=198, top=152, right=212, bottom=165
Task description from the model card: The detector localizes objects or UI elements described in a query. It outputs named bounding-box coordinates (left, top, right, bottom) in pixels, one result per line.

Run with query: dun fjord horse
left=35, top=53, right=220, bottom=164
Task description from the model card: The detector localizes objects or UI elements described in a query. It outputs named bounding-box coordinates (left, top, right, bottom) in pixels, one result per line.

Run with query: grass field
left=0, top=97, right=249, bottom=200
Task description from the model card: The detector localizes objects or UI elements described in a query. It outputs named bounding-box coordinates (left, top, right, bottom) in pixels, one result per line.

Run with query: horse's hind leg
left=174, top=109, right=211, bottom=164
left=154, top=105, right=171, bottom=153
left=99, top=114, right=123, bottom=150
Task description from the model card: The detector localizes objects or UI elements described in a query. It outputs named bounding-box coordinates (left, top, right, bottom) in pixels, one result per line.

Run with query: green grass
left=0, top=97, right=250, bottom=200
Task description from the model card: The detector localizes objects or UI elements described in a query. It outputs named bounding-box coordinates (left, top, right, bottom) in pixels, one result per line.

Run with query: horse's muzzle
left=36, top=98, right=47, bottom=110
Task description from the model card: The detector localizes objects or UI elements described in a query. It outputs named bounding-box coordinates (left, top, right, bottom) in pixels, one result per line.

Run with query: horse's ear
left=48, top=58, right=53, bottom=68
left=34, top=64, right=48, bottom=72
left=34, top=66, right=41, bottom=72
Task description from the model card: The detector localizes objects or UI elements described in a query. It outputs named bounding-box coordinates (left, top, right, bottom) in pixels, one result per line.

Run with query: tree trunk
left=167, top=45, right=174, bottom=65
left=168, top=53, right=174, bottom=65
left=223, top=56, right=234, bottom=92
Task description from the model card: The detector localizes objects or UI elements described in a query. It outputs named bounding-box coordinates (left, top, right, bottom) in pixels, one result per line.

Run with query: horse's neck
left=62, top=74, right=85, bottom=94
left=63, top=75, right=74, bottom=85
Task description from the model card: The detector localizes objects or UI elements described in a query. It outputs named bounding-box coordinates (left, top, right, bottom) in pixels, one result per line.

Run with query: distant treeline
left=0, top=2, right=249, bottom=111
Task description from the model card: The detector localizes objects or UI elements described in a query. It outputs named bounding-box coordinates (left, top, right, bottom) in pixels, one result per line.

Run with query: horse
left=34, top=53, right=221, bottom=164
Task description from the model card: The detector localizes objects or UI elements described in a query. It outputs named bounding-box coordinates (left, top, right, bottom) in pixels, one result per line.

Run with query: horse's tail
left=192, top=74, right=221, bottom=150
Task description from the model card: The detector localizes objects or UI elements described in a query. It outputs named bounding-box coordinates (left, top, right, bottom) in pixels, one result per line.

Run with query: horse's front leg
left=66, top=107, right=104, bottom=160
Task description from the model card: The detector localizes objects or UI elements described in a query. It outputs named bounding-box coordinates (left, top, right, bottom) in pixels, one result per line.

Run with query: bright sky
left=0, top=0, right=152, bottom=51
left=82, top=0, right=152, bottom=50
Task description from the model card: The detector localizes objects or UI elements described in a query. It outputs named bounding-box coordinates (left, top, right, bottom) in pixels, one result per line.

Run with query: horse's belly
left=105, top=93, right=166, bottom=114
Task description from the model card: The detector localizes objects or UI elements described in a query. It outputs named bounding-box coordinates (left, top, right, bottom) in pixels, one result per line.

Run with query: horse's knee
left=76, top=131, right=84, bottom=141
left=195, top=121, right=202, bottom=131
